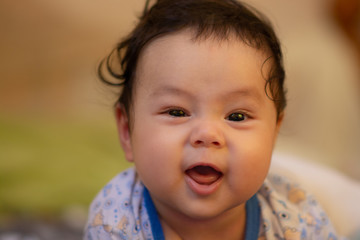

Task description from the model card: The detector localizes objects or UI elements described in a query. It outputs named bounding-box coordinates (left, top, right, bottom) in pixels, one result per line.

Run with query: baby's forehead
left=135, top=29, right=272, bottom=84
left=136, top=31, right=270, bottom=88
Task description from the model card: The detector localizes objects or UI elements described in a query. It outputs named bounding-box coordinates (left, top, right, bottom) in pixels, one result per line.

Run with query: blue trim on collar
left=143, top=188, right=165, bottom=240
left=245, top=194, right=261, bottom=240
left=144, top=188, right=260, bottom=240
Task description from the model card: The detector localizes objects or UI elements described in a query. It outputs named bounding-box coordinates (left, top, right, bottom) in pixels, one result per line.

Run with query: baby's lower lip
left=185, top=166, right=223, bottom=195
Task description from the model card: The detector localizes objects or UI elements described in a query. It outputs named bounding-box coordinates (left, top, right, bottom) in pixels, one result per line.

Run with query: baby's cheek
left=228, top=153, right=270, bottom=192
left=133, top=140, right=178, bottom=178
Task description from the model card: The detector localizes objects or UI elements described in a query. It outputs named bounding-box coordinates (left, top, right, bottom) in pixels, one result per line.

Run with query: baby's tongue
left=186, top=166, right=222, bottom=185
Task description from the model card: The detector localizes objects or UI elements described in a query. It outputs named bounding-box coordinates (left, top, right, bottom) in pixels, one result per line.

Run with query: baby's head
left=100, top=0, right=287, bottom=223
left=100, top=0, right=286, bottom=122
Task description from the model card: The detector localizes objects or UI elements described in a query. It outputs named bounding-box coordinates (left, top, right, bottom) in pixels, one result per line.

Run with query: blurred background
left=0, top=0, right=359, bottom=239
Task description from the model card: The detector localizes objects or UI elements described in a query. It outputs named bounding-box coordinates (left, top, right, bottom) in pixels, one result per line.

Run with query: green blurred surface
left=0, top=115, right=132, bottom=220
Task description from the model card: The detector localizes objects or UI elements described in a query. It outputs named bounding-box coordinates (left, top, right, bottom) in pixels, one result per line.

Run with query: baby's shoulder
left=256, top=173, right=340, bottom=239
left=84, top=168, right=148, bottom=239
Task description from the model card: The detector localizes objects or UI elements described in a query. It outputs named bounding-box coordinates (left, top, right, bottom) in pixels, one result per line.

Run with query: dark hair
left=99, top=0, right=286, bottom=119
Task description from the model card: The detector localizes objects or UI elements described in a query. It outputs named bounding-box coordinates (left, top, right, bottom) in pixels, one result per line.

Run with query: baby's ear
left=115, top=104, right=133, bottom=162
left=276, top=111, right=284, bottom=133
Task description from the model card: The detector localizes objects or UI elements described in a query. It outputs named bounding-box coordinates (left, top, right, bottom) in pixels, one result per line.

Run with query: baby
left=85, top=0, right=341, bottom=239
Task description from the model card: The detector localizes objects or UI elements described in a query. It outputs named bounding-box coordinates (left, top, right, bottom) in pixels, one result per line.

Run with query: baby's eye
left=167, top=109, right=187, bottom=117
left=227, top=112, right=246, bottom=122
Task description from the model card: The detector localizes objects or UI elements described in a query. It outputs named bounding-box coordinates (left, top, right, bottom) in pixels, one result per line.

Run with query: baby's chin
left=173, top=198, right=247, bottom=222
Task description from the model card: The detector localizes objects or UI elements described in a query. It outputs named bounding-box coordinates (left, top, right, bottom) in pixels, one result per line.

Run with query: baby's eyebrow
left=150, top=85, right=194, bottom=99
left=222, top=88, right=262, bottom=102
left=149, top=84, right=263, bottom=104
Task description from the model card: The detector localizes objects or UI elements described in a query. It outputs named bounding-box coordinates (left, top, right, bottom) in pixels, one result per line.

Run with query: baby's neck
left=158, top=203, right=247, bottom=240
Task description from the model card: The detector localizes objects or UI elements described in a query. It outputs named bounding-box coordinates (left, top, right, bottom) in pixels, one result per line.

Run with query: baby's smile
left=185, top=164, right=224, bottom=195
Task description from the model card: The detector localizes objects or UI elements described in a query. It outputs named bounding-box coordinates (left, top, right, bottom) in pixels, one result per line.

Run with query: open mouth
left=185, top=165, right=223, bottom=185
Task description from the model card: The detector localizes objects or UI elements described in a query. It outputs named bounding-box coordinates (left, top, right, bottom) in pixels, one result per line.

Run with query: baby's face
left=117, top=30, right=282, bottom=220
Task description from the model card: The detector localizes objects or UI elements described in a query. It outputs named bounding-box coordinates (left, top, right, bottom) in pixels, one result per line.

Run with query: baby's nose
left=190, top=121, right=225, bottom=148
